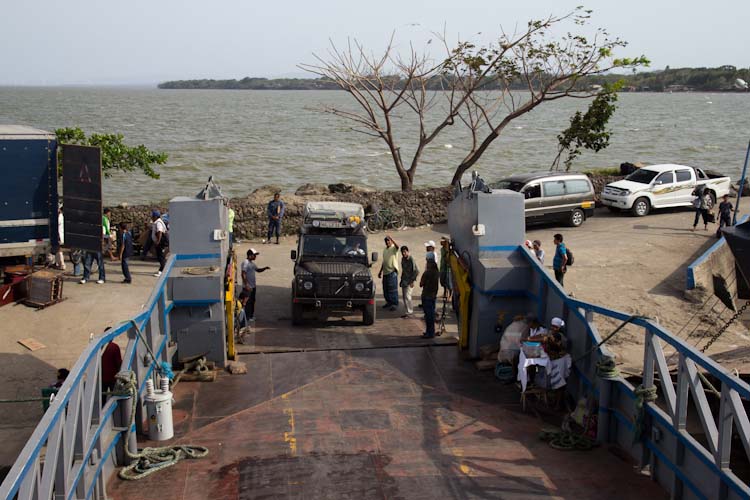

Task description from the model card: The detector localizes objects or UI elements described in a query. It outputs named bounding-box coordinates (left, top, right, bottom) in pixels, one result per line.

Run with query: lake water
left=1, top=87, right=748, bottom=204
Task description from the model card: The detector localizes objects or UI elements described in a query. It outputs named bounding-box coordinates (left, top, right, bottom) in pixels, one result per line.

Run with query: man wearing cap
left=241, top=248, right=270, bottom=321
left=151, top=210, right=168, bottom=277
left=378, top=235, right=400, bottom=311
left=267, top=193, right=285, bottom=245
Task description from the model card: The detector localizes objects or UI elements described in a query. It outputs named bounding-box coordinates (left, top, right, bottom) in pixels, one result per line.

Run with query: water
left=1, top=87, right=748, bottom=204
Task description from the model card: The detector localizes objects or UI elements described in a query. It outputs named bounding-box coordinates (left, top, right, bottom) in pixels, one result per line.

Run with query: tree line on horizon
left=158, top=66, right=750, bottom=92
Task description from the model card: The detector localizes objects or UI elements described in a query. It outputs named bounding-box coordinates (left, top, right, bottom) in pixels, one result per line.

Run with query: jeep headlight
left=303, top=281, right=314, bottom=290
left=620, top=189, right=630, bottom=196
left=354, top=282, right=365, bottom=292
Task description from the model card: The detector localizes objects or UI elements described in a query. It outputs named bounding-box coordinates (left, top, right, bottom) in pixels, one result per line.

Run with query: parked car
left=601, top=164, right=732, bottom=216
left=491, top=172, right=596, bottom=227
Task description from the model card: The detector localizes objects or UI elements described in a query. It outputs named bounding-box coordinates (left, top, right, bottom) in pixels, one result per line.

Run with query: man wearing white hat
left=241, top=248, right=270, bottom=321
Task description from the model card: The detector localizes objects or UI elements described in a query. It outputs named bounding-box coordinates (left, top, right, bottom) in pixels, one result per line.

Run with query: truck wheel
left=363, top=302, right=376, bottom=325
left=292, top=303, right=304, bottom=326
left=569, top=208, right=585, bottom=227
left=707, top=190, right=717, bottom=206
left=631, top=197, right=650, bottom=217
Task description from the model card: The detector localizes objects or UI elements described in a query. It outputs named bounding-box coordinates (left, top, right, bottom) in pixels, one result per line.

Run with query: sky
left=1, top=0, right=748, bottom=85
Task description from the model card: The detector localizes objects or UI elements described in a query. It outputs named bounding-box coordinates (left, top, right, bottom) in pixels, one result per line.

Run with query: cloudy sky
left=1, top=0, right=747, bottom=85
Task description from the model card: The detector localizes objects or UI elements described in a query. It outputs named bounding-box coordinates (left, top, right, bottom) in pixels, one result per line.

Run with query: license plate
left=319, top=221, right=341, bottom=228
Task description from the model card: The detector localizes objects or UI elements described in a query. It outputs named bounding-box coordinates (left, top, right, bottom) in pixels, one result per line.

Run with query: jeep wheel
left=363, top=302, right=376, bottom=325
left=291, top=303, right=304, bottom=326
left=569, top=208, right=585, bottom=227
left=631, top=197, right=650, bottom=217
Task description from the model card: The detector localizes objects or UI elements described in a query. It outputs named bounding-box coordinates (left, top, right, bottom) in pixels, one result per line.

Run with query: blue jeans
left=121, top=257, right=131, bottom=282
left=83, top=252, right=105, bottom=281
left=423, top=297, right=436, bottom=337
left=382, top=271, right=398, bottom=306
left=268, top=219, right=281, bottom=241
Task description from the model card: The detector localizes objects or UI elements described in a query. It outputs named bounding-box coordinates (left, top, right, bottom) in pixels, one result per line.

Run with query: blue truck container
left=0, top=125, right=59, bottom=258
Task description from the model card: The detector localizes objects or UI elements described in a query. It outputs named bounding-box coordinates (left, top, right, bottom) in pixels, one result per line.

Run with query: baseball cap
left=151, top=210, right=161, bottom=217
left=551, top=317, right=565, bottom=328
left=424, top=240, right=436, bottom=248
left=249, top=248, right=260, bottom=255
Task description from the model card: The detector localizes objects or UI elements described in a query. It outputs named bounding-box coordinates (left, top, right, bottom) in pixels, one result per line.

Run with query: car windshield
left=301, top=235, right=367, bottom=258
left=491, top=180, right=525, bottom=192
left=626, top=169, right=659, bottom=184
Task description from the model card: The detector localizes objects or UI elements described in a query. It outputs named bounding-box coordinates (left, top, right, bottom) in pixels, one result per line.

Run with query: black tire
left=363, top=301, right=376, bottom=325
left=291, top=302, right=304, bottom=326
left=631, top=197, right=650, bottom=217
left=365, top=214, right=382, bottom=234
left=569, top=208, right=585, bottom=227
left=387, top=208, right=406, bottom=230
left=707, top=190, right=717, bottom=207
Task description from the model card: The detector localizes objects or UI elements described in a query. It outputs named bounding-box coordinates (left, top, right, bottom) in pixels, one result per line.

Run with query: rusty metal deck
left=108, top=340, right=664, bottom=499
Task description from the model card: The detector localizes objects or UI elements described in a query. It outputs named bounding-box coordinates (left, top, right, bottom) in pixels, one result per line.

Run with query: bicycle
left=365, top=207, right=406, bottom=233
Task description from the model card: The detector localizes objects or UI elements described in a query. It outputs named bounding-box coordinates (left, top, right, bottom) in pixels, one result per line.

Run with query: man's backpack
left=566, top=246, right=574, bottom=266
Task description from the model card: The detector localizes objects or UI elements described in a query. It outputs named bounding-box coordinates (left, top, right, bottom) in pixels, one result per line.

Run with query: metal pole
left=733, top=140, right=750, bottom=225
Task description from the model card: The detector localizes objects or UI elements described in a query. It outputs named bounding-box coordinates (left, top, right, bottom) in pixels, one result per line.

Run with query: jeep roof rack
left=303, top=202, right=365, bottom=228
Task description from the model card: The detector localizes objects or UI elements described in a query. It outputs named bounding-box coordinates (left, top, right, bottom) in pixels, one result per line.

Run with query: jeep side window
left=522, top=184, right=541, bottom=199
left=654, top=172, right=674, bottom=185
left=675, top=170, right=692, bottom=182
left=542, top=181, right=565, bottom=197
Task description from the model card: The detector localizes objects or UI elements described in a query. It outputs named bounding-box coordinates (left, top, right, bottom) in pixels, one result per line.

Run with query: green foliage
left=553, top=81, right=623, bottom=171
left=55, top=127, right=167, bottom=179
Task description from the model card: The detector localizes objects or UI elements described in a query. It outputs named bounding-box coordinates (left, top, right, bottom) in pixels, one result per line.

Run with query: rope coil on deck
left=539, top=428, right=594, bottom=451
left=116, top=371, right=209, bottom=481
left=633, top=385, right=658, bottom=443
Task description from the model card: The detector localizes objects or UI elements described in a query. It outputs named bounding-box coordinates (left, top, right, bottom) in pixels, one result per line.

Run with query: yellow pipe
left=225, top=250, right=236, bottom=360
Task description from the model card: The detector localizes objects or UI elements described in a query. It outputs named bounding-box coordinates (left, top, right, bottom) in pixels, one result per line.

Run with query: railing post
left=642, top=328, right=656, bottom=471
left=716, top=383, right=733, bottom=499
left=116, top=370, right=138, bottom=466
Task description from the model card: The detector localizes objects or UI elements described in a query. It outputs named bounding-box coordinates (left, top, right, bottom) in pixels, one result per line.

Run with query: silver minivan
left=492, top=172, right=596, bottom=227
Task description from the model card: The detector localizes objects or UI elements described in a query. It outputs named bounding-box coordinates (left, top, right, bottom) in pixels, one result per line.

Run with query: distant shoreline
left=158, top=67, right=750, bottom=93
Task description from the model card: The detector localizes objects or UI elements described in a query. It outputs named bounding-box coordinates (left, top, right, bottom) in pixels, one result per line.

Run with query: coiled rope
left=539, top=427, right=595, bottom=451
left=633, top=385, right=658, bottom=443
left=595, top=355, right=620, bottom=379
left=116, top=371, right=209, bottom=481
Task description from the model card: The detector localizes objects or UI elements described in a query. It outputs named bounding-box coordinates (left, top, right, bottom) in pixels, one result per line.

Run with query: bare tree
left=302, top=7, right=648, bottom=190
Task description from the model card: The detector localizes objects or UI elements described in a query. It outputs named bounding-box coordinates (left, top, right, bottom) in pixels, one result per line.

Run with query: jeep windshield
left=300, top=235, right=367, bottom=259
left=626, top=169, right=659, bottom=184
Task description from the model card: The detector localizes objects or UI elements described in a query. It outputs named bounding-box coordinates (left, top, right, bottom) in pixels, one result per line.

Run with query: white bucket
left=144, top=379, right=174, bottom=441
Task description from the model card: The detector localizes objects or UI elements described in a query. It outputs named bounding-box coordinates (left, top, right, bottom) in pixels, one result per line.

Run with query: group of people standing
left=378, top=235, right=453, bottom=338
left=66, top=207, right=169, bottom=285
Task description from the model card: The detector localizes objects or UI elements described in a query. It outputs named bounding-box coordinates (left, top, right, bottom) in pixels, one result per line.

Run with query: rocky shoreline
left=110, top=173, right=632, bottom=240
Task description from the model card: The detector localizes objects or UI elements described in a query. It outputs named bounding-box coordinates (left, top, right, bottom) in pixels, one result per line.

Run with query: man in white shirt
left=151, top=210, right=168, bottom=277
left=241, top=248, right=270, bottom=321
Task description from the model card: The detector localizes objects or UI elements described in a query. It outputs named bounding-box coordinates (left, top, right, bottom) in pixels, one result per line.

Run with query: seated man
left=543, top=317, right=568, bottom=360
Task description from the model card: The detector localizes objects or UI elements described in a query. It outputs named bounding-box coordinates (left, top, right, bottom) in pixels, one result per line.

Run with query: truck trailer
left=0, top=125, right=59, bottom=258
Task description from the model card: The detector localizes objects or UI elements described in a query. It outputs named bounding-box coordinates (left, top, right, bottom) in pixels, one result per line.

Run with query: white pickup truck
left=601, top=164, right=732, bottom=216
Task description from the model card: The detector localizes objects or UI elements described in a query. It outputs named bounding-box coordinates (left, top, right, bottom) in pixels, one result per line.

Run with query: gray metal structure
left=449, top=183, right=750, bottom=499
left=167, top=193, right=229, bottom=368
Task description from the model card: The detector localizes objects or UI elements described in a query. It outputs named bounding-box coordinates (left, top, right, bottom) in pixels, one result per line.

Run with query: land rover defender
left=290, top=202, right=378, bottom=325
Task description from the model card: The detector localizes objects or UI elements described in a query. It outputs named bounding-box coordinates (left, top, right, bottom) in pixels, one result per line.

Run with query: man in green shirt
left=378, top=235, right=400, bottom=311
left=227, top=204, right=236, bottom=248
left=103, top=208, right=116, bottom=260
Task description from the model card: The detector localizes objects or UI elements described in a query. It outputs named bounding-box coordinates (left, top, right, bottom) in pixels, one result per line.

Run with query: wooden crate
left=24, top=270, right=64, bottom=309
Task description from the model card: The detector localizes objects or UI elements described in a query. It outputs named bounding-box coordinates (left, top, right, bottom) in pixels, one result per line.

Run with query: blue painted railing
left=516, top=246, right=750, bottom=499
left=0, top=255, right=177, bottom=500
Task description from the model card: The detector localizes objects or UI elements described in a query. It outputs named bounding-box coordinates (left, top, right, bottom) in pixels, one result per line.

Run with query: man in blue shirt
left=552, top=233, right=568, bottom=286
left=118, top=222, right=134, bottom=283
left=267, top=193, right=285, bottom=244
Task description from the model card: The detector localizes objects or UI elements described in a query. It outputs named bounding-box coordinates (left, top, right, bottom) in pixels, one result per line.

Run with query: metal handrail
left=0, top=255, right=176, bottom=500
